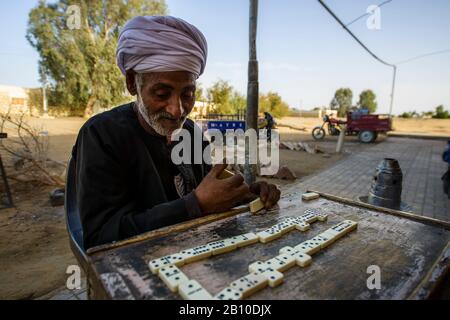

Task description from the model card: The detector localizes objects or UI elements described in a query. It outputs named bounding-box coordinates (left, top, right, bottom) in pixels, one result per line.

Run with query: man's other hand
left=249, top=181, right=281, bottom=209
left=195, top=164, right=250, bottom=214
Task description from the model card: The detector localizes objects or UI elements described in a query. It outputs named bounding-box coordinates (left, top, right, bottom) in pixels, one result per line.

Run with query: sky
left=0, top=0, right=449, bottom=115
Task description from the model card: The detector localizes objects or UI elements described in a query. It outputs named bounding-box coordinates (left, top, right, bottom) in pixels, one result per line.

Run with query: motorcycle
left=312, top=115, right=346, bottom=141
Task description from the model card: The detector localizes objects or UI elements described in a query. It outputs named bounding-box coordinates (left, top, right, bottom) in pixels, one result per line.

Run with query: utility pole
left=388, top=65, right=397, bottom=117
left=40, top=69, right=49, bottom=118
left=244, top=0, right=259, bottom=185
left=42, top=85, right=48, bottom=117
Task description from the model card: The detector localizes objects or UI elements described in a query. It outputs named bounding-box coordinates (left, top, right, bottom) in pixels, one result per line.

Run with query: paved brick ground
left=300, top=137, right=450, bottom=221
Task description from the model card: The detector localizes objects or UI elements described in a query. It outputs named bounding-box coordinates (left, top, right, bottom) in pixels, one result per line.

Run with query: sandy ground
left=390, top=118, right=450, bottom=136
left=0, top=114, right=447, bottom=299
left=277, top=116, right=450, bottom=137
left=0, top=189, right=76, bottom=299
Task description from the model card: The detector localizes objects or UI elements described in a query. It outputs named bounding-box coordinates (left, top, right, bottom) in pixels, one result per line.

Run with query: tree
left=433, top=105, right=449, bottom=119
left=358, top=90, right=377, bottom=113
left=27, top=88, right=43, bottom=112
left=330, top=97, right=338, bottom=111
left=421, top=111, right=434, bottom=118
left=206, top=80, right=234, bottom=114
left=205, top=81, right=290, bottom=117
left=399, top=112, right=412, bottom=119
left=230, top=91, right=246, bottom=114
left=398, top=110, right=420, bottom=118
left=331, top=88, right=353, bottom=117
left=259, top=91, right=290, bottom=118
left=26, top=0, right=168, bottom=117
left=195, top=83, right=206, bottom=102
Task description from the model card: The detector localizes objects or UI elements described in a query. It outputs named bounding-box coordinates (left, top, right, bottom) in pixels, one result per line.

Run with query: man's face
left=135, top=71, right=196, bottom=136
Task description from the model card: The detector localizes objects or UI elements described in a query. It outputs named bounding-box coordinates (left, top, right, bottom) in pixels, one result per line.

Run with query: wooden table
left=84, top=186, right=450, bottom=300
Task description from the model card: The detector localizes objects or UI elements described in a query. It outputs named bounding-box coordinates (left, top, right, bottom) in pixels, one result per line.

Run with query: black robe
left=72, top=103, right=210, bottom=249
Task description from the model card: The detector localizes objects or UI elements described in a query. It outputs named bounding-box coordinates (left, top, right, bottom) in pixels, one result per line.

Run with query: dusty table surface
left=87, top=190, right=450, bottom=300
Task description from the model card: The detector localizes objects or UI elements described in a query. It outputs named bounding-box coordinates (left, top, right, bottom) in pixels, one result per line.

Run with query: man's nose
left=166, top=95, right=184, bottom=119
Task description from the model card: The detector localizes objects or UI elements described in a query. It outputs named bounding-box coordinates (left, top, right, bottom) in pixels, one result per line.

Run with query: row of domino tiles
left=155, top=219, right=357, bottom=300
left=215, top=219, right=358, bottom=300
left=148, top=208, right=357, bottom=299
left=149, top=208, right=324, bottom=275
left=148, top=208, right=327, bottom=298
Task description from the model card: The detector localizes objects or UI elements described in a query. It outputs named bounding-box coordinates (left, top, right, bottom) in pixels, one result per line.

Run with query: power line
left=346, top=0, right=393, bottom=27
left=317, top=0, right=394, bottom=67
left=396, top=49, right=450, bottom=65
left=319, top=0, right=450, bottom=67
left=317, top=0, right=396, bottom=116
left=317, top=0, right=450, bottom=117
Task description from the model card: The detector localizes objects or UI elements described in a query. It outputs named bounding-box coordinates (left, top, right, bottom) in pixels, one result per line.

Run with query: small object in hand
left=217, top=169, right=267, bottom=214
left=218, top=168, right=234, bottom=179
left=302, top=192, right=319, bottom=201
left=250, top=198, right=265, bottom=213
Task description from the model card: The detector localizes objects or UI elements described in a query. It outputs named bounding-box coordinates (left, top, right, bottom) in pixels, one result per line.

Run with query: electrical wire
left=345, top=0, right=393, bottom=27
left=318, top=0, right=450, bottom=116
left=317, top=0, right=395, bottom=67
left=396, top=49, right=450, bottom=65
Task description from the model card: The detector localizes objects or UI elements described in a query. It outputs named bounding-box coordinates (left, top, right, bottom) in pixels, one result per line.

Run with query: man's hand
left=195, top=164, right=250, bottom=214
left=249, top=181, right=281, bottom=209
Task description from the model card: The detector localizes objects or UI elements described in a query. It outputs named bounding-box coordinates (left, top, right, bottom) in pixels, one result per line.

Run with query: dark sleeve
left=75, top=123, right=203, bottom=249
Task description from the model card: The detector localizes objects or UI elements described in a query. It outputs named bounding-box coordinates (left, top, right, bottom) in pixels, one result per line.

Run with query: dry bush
left=0, top=108, right=66, bottom=187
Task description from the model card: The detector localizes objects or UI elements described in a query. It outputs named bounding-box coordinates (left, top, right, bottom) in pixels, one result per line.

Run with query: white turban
left=116, top=16, right=208, bottom=78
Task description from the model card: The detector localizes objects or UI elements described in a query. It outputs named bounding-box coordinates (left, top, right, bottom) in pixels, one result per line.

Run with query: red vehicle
left=312, top=112, right=392, bottom=143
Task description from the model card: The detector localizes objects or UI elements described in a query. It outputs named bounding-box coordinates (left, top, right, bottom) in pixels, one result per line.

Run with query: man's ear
left=126, top=70, right=137, bottom=96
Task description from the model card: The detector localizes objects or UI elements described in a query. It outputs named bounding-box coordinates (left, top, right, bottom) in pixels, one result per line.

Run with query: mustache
left=153, top=110, right=187, bottom=122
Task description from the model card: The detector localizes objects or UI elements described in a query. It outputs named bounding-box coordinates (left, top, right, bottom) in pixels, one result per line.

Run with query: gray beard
left=135, top=94, right=187, bottom=137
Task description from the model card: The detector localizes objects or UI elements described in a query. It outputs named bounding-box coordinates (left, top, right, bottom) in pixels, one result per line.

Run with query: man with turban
left=72, top=16, right=280, bottom=250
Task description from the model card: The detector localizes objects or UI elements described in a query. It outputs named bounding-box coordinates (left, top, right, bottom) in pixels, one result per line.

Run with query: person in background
left=264, top=111, right=275, bottom=141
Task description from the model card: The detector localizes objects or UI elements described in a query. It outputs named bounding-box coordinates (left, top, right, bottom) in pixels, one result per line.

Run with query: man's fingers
left=269, top=185, right=280, bottom=201
left=209, top=163, right=228, bottom=178
left=234, top=183, right=250, bottom=200
left=249, top=182, right=261, bottom=194
left=259, top=182, right=269, bottom=203
left=249, top=181, right=277, bottom=205
left=265, top=185, right=281, bottom=209
left=227, top=173, right=245, bottom=187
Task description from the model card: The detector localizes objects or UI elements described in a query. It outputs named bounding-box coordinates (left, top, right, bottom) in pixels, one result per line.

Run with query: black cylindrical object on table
left=368, top=158, right=403, bottom=210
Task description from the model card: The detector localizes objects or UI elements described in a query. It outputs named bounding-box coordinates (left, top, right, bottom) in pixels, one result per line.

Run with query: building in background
left=0, top=85, right=29, bottom=114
